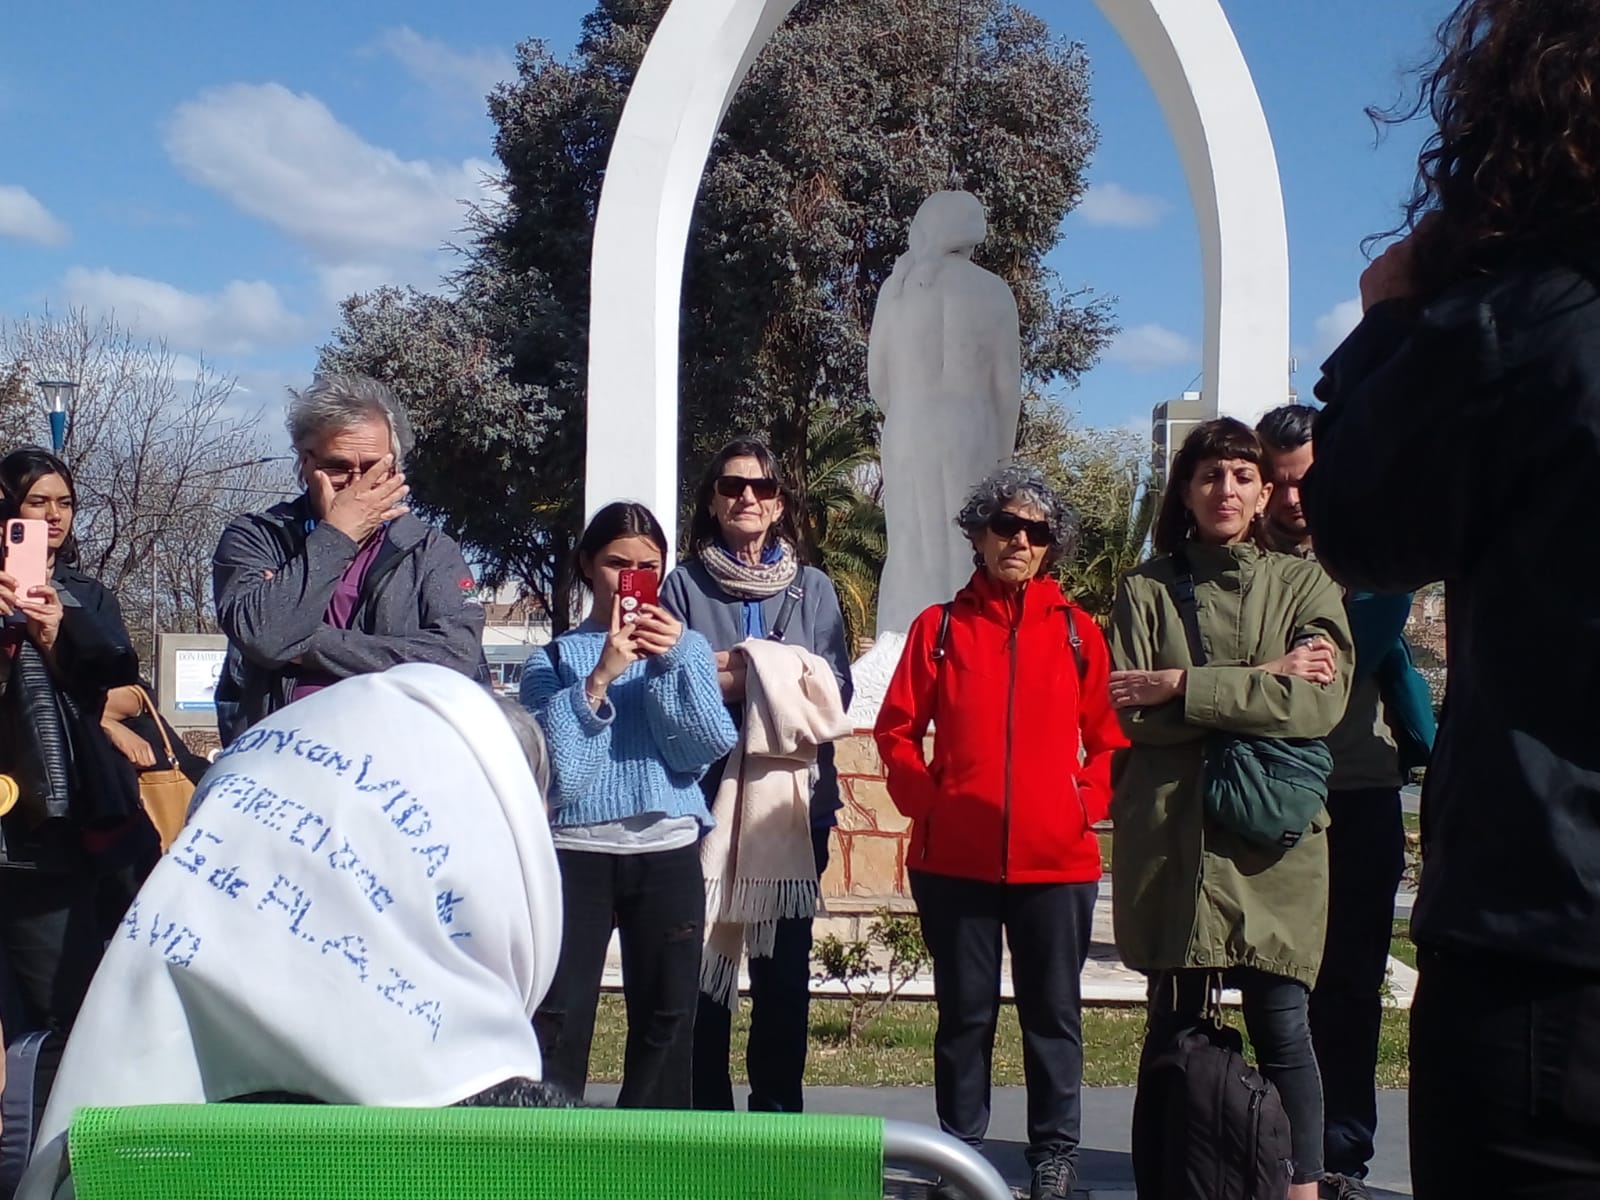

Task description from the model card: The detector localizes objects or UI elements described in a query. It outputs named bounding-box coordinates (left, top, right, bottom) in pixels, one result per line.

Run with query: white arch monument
left=584, top=0, right=1290, bottom=551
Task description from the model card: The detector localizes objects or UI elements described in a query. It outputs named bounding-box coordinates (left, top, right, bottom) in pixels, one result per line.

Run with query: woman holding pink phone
left=521, top=501, right=736, bottom=1108
left=0, top=446, right=157, bottom=1042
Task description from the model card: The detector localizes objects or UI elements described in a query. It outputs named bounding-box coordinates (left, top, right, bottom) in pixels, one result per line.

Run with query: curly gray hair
left=955, top=463, right=1081, bottom=567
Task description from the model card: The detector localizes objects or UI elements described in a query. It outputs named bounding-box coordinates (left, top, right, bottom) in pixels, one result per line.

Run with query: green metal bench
left=34, top=1104, right=1011, bottom=1200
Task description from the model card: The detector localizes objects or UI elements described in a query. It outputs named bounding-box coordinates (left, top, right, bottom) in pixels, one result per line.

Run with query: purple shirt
left=290, top=529, right=387, bottom=702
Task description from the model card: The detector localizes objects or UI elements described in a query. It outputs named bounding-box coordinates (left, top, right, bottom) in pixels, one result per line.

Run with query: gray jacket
left=212, top=496, right=485, bottom=739
left=660, top=559, right=854, bottom=826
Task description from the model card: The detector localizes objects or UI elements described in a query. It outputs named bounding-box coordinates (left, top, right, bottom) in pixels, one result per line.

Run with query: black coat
left=0, top=564, right=146, bottom=868
left=1307, top=255, right=1600, bottom=972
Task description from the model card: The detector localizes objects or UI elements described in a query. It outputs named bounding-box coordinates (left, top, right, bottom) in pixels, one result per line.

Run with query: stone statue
left=868, top=190, right=1022, bottom=635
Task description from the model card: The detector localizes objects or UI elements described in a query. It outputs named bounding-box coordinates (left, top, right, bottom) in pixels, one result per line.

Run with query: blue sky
left=2, top=0, right=1446, bottom=441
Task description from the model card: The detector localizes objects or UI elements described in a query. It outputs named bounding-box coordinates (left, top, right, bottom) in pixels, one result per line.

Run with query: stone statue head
left=908, top=190, right=988, bottom=262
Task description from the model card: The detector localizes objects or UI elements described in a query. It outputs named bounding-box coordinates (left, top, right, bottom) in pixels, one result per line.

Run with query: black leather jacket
left=0, top=565, right=142, bottom=868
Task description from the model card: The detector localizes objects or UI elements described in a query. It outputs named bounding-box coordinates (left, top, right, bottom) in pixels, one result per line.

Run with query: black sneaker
left=1029, top=1154, right=1078, bottom=1200
left=1319, top=1174, right=1374, bottom=1200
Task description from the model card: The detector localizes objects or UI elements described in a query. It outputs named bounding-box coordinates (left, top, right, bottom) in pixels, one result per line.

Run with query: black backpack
left=1131, top=984, right=1293, bottom=1200
left=0, top=1029, right=64, bottom=1197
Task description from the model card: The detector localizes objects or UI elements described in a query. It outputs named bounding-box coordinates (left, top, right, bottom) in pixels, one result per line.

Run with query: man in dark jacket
left=1306, top=222, right=1600, bottom=1193
left=212, top=375, right=485, bottom=741
left=1259, top=404, right=1435, bottom=1200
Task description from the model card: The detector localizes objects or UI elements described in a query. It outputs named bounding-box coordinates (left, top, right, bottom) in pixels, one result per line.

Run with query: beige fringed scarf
left=700, top=638, right=851, bottom=1008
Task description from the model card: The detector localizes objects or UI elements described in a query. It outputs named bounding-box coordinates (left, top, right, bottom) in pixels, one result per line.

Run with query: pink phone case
left=4, top=519, right=49, bottom=598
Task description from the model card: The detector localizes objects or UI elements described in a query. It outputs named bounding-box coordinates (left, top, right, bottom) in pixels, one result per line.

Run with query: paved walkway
left=587, top=1084, right=1413, bottom=1197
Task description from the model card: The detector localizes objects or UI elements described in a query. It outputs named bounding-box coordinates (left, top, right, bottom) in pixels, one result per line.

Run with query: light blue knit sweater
left=520, top=628, right=737, bottom=828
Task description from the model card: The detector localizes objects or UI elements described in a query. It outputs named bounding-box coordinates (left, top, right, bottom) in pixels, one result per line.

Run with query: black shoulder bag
left=1167, top=549, right=1332, bottom=851
left=766, top=581, right=805, bottom=644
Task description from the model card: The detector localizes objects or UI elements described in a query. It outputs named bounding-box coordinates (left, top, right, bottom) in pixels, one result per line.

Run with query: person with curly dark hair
left=1304, top=2, right=1600, bottom=1194
left=875, top=464, right=1125, bottom=1200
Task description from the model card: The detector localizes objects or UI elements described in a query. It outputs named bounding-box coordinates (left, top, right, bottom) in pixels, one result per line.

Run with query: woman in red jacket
left=875, top=464, right=1126, bottom=1200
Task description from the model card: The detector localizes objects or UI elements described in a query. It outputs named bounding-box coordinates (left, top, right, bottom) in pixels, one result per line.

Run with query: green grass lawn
left=1391, top=918, right=1418, bottom=969
left=588, top=996, right=1412, bottom=1088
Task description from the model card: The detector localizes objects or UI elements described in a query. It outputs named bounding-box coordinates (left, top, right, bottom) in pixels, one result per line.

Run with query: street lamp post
left=36, top=380, right=78, bottom=455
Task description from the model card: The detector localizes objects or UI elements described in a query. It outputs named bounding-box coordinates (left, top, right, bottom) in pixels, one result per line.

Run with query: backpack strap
left=767, top=581, right=806, bottom=643
left=1167, top=547, right=1210, bottom=668
left=0, top=1029, right=59, bottom=1190
left=1065, top=607, right=1087, bottom=681
left=544, top=639, right=562, bottom=677
left=924, top=603, right=954, bottom=727
left=930, top=603, right=953, bottom=662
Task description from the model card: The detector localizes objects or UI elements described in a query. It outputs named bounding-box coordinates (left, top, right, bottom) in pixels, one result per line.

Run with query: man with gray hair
left=212, top=374, right=486, bottom=741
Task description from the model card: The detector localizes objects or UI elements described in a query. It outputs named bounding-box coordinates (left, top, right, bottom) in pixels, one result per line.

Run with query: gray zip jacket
left=212, top=496, right=485, bottom=738
left=660, top=558, right=854, bottom=826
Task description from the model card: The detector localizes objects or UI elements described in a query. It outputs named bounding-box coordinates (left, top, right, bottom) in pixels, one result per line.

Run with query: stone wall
left=823, top=731, right=916, bottom=904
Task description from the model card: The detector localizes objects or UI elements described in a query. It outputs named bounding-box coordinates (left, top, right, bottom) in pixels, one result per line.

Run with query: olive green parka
left=1109, top=542, right=1353, bottom=986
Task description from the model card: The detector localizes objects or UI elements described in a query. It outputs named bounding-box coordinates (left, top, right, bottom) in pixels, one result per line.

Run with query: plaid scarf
left=698, top=540, right=799, bottom=600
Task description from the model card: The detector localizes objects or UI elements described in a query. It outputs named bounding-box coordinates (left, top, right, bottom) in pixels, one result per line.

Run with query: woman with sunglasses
left=660, top=437, right=853, bottom=1114
left=874, top=464, right=1124, bottom=1200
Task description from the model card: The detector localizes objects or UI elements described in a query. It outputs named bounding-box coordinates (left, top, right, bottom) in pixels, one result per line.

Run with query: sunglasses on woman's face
left=714, top=475, right=780, bottom=501
left=988, top=511, right=1054, bottom=546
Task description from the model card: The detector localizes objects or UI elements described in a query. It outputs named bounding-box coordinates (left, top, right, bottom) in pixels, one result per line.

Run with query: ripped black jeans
left=535, top=844, right=704, bottom=1108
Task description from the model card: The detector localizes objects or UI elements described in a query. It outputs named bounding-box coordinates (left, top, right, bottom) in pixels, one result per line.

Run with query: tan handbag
left=133, top=687, right=196, bottom=851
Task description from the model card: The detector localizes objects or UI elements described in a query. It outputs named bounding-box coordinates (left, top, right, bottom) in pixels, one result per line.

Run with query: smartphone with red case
left=4, top=520, right=50, bottom=615
left=617, top=568, right=659, bottom=624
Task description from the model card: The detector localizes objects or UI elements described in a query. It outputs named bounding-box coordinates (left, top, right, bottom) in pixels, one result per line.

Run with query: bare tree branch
left=3, top=309, right=296, bottom=669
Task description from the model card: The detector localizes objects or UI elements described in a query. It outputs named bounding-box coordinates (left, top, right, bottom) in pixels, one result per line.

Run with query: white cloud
left=59, top=268, right=307, bottom=355
left=375, top=27, right=513, bottom=105
left=313, top=262, right=408, bottom=307
left=0, top=185, right=69, bottom=246
left=1076, top=183, right=1168, bottom=230
left=1104, top=323, right=1199, bottom=372
left=163, top=82, right=498, bottom=296
left=1314, top=296, right=1363, bottom=355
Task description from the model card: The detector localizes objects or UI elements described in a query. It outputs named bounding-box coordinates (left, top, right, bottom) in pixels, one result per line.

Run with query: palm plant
left=1060, top=461, right=1157, bottom=623
left=793, top=410, right=886, bottom=652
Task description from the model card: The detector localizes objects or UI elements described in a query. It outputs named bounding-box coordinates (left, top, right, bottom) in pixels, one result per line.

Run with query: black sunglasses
left=714, top=475, right=780, bottom=501
left=988, top=511, right=1054, bottom=546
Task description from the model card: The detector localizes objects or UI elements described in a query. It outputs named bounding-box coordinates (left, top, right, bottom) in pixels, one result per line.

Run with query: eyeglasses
left=988, top=511, right=1054, bottom=546
left=714, top=475, right=780, bottom=501
left=307, top=456, right=387, bottom=488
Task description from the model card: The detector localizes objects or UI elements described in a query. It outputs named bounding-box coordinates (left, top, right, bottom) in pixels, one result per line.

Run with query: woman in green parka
left=1107, top=418, right=1352, bottom=1199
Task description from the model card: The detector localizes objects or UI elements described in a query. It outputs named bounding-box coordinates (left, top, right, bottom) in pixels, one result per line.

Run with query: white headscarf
left=26, top=663, right=561, bottom=1158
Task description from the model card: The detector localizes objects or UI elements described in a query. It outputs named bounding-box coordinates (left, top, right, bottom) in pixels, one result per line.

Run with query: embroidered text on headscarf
left=29, top=664, right=560, bottom=1149
left=136, top=719, right=473, bottom=1039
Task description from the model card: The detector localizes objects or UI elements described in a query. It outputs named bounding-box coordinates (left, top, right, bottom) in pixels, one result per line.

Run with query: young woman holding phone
left=0, top=446, right=157, bottom=1040
left=522, top=501, right=736, bottom=1108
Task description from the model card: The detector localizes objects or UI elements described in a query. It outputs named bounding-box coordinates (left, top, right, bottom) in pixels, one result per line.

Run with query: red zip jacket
left=873, top=571, right=1126, bottom=884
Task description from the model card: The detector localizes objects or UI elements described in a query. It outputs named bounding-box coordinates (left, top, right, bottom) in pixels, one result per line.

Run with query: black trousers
left=909, top=869, right=1096, bottom=1167
left=692, top=827, right=830, bottom=1113
left=1143, top=967, right=1326, bottom=1185
left=1410, top=948, right=1600, bottom=1198
left=1308, top=787, right=1406, bottom=1178
left=0, top=868, right=106, bottom=1039
left=534, top=844, right=704, bottom=1108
